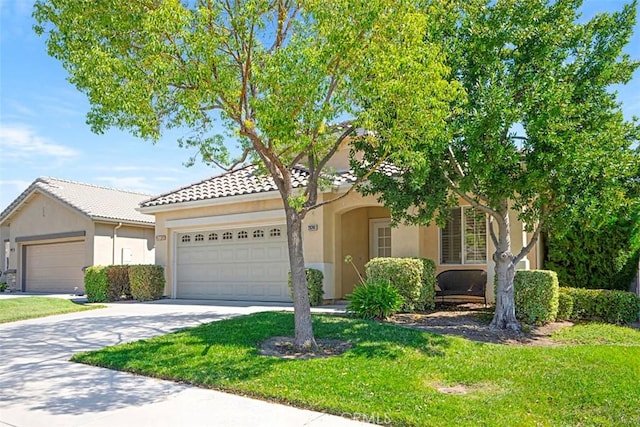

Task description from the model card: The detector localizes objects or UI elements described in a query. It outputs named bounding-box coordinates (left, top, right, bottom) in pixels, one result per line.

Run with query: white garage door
left=176, top=225, right=290, bottom=301
left=26, top=241, right=85, bottom=293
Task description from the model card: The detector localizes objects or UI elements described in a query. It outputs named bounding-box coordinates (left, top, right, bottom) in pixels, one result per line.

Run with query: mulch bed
left=259, top=303, right=639, bottom=358
left=387, top=302, right=573, bottom=346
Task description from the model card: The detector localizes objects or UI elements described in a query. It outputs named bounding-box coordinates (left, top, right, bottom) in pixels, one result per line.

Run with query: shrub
left=556, top=288, right=574, bottom=320
left=545, top=212, right=640, bottom=291
left=346, top=279, right=404, bottom=320
left=288, top=268, right=324, bottom=306
left=85, top=266, right=108, bottom=303
left=562, top=287, right=640, bottom=324
left=129, top=265, right=165, bottom=301
left=417, top=258, right=437, bottom=311
left=105, top=265, right=130, bottom=301
left=514, top=270, right=559, bottom=325
left=365, top=258, right=423, bottom=311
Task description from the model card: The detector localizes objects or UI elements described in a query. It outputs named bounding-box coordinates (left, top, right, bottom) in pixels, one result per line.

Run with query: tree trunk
left=285, top=206, right=318, bottom=352
left=490, top=208, right=521, bottom=332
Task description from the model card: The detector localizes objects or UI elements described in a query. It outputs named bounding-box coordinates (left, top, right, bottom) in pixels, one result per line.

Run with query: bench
left=435, top=269, right=487, bottom=305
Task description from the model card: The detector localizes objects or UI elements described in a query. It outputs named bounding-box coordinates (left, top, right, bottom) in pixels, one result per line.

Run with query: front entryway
left=175, top=226, right=290, bottom=301
left=339, top=207, right=391, bottom=297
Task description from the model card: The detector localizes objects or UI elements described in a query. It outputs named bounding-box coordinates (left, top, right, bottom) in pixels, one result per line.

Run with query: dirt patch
left=259, top=336, right=353, bottom=359
left=387, top=303, right=573, bottom=346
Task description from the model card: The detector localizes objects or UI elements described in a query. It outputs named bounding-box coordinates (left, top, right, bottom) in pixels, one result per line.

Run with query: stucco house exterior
left=0, top=178, right=155, bottom=293
left=140, top=150, right=542, bottom=303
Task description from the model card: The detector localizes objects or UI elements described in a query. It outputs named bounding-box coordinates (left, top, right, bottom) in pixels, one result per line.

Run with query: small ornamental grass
left=346, top=280, right=404, bottom=320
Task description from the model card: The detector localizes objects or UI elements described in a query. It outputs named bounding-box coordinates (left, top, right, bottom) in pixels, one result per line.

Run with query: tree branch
left=307, top=145, right=389, bottom=211
left=489, top=216, right=499, bottom=248
left=204, top=146, right=252, bottom=172
left=514, top=220, right=543, bottom=265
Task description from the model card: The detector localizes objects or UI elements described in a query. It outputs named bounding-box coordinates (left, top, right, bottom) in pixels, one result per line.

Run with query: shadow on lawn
left=179, top=312, right=452, bottom=362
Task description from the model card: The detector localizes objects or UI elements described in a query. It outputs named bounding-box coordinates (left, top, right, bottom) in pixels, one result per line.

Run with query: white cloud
left=0, top=124, right=79, bottom=160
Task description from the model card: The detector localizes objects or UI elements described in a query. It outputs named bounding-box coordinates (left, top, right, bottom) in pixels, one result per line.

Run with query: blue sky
left=1, top=1, right=639, bottom=211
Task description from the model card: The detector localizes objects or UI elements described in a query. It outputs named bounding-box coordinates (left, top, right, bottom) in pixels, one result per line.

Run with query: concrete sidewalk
left=0, top=299, right=374, bottom=427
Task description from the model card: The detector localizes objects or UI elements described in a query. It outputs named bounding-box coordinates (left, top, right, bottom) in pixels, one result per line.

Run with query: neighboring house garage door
left=176, top=226, right=290, bottom=301
left=25, top=241, right=85, bottom=293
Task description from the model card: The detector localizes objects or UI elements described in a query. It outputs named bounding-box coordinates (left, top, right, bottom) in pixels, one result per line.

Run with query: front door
left=370, top=219, right=392, bottom=258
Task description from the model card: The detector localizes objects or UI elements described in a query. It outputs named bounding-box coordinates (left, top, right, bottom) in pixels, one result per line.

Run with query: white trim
left=138, top=191, right=281, bottom=214
left=369, top=219, right=391, bottom=259
left=171, top=231, right=178, bottom=298
left=165, top=209, right=286, bottom=229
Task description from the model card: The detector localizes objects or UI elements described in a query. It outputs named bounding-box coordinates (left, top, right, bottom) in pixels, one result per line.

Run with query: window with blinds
left=440, top=207, right=487, bottom=264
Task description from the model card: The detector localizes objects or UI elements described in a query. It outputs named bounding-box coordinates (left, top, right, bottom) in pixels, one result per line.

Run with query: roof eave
left=91, top=217, right=156, bottom=227
left=138, top=190, right=282, bottom=214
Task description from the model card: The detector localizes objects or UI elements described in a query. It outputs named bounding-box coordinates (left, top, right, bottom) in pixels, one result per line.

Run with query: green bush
left=545, top=212, right=640, bottom=291
left=514, top=270, right=559, bottom=325
left=288, top=268, right=324, bottom=306
left=365, top=258, right=423, bottom=311
left=557, top=288, right=574, bottom=320
left=346, top=279, right=404, bottom=320
left=105, top=265, right=130, bottom=301
left=129, top=265, right=165, bottom=301
left=562, top=287, right=640, bottom=324
left=85, top=266, right=108, bottom=303
left=417, top=258, right=437, bottom=311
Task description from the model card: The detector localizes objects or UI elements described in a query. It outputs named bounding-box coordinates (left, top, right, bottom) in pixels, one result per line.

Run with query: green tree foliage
left=545, top=199, right=640, bottom=291
left=352, top=0, right=640, bottom=331
left=33, top=0, right=457, bottom=350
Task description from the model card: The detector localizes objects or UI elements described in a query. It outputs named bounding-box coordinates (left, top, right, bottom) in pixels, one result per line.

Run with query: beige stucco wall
left=1, top=192, right=94, bottom=290
left=149, top=187, right=541, bottom=303
left=1, top=192, right=157, bottom=291
left=93, top=223, right=155, bottom=266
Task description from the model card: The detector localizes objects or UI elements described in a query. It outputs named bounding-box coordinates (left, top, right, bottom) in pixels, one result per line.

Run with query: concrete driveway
left=0, top=298, right=374, bottom=427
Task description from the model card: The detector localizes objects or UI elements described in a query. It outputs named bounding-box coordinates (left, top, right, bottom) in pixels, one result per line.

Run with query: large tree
left=34, top=0, right=458, bottom=349
left=352, top=0, right=640, bottom=330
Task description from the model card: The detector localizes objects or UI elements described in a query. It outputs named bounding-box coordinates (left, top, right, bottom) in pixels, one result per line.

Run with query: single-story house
left=0, top=177, right=155, bottom=293
left=140, top=149, right=542, bottom=302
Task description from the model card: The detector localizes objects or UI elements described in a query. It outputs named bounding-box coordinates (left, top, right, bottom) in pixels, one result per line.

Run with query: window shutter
left=441, top=208, right=462, bottom=264
left=464, top=207, right=487, bottom=263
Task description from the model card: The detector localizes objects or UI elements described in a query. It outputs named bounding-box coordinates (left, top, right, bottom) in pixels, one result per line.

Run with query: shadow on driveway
left=0, top=311, right=231, bottom=416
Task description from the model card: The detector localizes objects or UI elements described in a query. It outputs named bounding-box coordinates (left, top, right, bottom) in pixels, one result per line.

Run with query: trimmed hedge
left=347, top=279, right=404, bottom=320
left=365, top=258, right=423, bottom=311
left=85, top=265, right=165, bottom=302
left=514, top=270, right=559, bottom=325
left=129, top=265, right=165, bottom=302
left=560, top=287, right=640, bottom=324
left=417, top=258, right=437, bottom=311
left=288, top=268, right=324, bottom=306
left=556, top=288, right=574, bottom=320
left=85, top=266, right=109, bottom=303
left=105, top=265, right=130, bottom=301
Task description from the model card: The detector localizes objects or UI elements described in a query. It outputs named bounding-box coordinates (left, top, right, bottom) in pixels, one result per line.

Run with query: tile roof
left=141, top=163, right=400, bottom=208
left=0, top=177, right=155, bottom=225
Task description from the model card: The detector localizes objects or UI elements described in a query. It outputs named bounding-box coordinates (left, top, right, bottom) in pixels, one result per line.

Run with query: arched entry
left=335, top=206, right=390, bottom=298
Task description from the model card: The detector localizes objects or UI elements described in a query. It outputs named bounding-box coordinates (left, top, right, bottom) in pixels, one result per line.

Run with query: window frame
left=439, top=206, right=488, bottom=265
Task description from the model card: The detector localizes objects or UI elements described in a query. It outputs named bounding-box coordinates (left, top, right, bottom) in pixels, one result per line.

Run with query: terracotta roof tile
left=141, top=163, right=399, bottom=208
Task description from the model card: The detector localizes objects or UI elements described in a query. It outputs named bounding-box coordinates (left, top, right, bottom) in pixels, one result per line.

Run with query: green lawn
left=0, top=297, right=103, bottom=323
left=72, top=312, right=640, bottom=426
